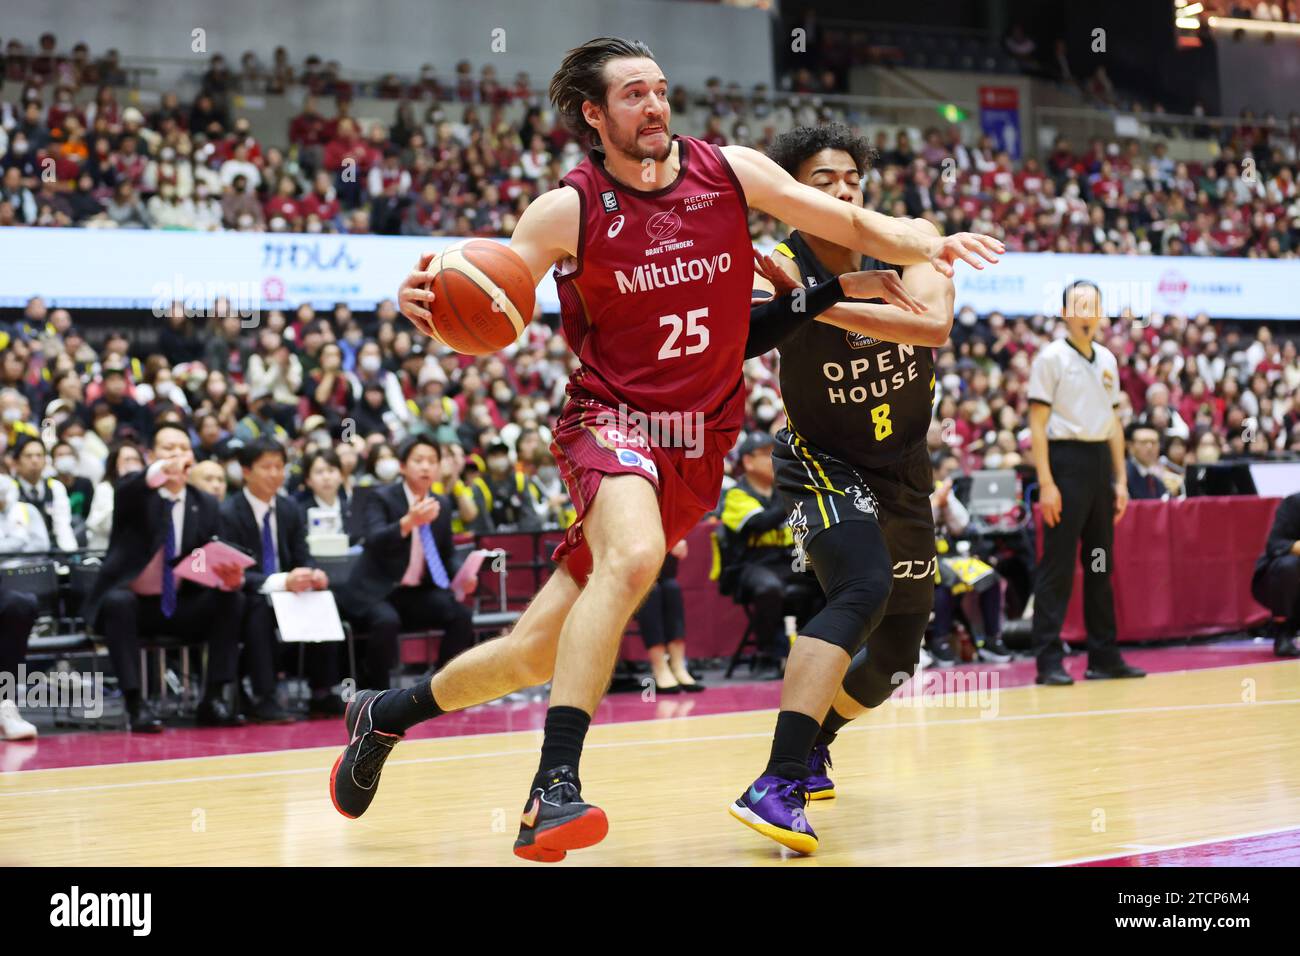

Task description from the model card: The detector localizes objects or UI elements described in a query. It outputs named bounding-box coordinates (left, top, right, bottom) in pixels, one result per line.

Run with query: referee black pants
left=1031, top=440, right=1122, bottom=669
left=1251, top=555, right=1300, bottom=625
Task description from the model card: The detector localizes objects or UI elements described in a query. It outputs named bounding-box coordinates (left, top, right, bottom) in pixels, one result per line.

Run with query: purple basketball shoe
left=804, top=743, right=835, bottom=800
left=729, top=774, right=818, bottom=854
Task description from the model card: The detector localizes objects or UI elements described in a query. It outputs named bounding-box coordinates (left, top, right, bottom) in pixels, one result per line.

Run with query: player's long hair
left=549, top=36, right=657, bottom=150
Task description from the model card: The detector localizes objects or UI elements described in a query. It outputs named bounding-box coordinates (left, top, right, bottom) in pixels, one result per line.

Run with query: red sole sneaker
left=534, top=806, right=609, bottom=852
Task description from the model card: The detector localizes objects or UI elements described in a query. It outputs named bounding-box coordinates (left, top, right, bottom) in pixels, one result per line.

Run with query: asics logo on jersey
left=607, top=214, right=626, bottom=239
left=614, top=253, right=733, bottom=295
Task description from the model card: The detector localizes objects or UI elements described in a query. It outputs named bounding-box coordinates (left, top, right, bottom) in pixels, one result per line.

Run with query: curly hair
left=766, top=124, right=877, bottom=178
left=548, top=36, right=657, bottom=149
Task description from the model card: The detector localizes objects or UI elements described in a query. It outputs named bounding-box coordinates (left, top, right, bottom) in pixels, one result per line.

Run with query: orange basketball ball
left=423, top=239, right=535, bottom=355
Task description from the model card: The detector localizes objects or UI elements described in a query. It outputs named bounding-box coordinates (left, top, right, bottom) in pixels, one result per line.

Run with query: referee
left=1027, top=281, right=1146, bottom=686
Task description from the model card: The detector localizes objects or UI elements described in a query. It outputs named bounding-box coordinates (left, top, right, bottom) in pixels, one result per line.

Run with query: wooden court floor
left=2, top=661, right=1298, bottom=866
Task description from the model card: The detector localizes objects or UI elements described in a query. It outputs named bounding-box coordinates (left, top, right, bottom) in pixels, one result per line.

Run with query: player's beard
left=606, top=116, right=672, bottom=164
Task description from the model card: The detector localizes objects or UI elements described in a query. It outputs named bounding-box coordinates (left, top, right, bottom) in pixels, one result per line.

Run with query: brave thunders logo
left=646, top=208, right=683, bottom=246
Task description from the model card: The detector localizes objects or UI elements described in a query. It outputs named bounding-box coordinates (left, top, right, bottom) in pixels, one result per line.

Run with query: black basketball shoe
left=329, top=689, right=402, bottom=819
left=513, top=765, right=609, bottom=863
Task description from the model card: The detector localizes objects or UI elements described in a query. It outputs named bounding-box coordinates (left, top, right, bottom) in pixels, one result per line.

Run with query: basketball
left=423, top=239, right=535, bottom=355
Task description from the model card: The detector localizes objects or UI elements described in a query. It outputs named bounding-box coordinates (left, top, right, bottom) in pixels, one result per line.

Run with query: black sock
left=815, top=706, right=852, bottom=747
left=535, top=705, right=591, bottom=787
left=764, top=710, right=822, bottom=779
left=125, top=688, right=142, bottom=714
left=370, top=675, right=444, bottom=735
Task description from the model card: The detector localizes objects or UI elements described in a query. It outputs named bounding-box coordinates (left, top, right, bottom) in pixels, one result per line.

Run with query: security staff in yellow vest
left=0, top=473, right=51, bottom=553
left=718, top=433, right=822, bottom=670
left=233, top=388, right=291, bottom=446
left=468, top=441, right=543, bottom=533
left=430, top=440, right=479, bottom=535
left=13, top=436, right=79, bottom=551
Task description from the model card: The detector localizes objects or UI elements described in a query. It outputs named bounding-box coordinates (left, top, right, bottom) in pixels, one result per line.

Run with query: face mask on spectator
left=2, top=407, right=22, bottom=422
left=361, top=355, right=382, bottom=374
left=67, top=435, right=85, bottom=451
left=54, top=455, right=77, bottom=475
left=226, top=462, right=243, bottom=483
left=12, top=141, right=28, bottom=155
left=374, top=457, right=400, bottom=482
left=538, top=466, right=559, bottom=485
left=310, top=429, right=330, bottom=446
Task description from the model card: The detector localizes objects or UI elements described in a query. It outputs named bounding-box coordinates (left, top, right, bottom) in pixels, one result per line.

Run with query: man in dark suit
left=219, top=438, right=343, bottom=722
left=1125, top=423, right=1167, bottom=501
left=84, top=423, right=246, bottom=732
left=1251, top=490, right=1300, bottom=657
left=335, top=435, right=475, bottom=688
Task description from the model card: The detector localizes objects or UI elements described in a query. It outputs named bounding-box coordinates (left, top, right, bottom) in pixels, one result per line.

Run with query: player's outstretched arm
left=397, top=186, right=580, bottom=339
left=723, top=144, right=1004, bottom=277
left=814, top=219, right=957, bottom=347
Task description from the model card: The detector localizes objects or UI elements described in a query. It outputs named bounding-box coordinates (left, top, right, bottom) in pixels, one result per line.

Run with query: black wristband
left=745, top=275, right=845, bottom=358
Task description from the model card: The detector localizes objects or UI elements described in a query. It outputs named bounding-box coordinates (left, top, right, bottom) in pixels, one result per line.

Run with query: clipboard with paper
left=172, top=539, right=256, bottom=587
left=269, top=590, right=346, bottom=643
left=451, top=548, right=498, bottom=602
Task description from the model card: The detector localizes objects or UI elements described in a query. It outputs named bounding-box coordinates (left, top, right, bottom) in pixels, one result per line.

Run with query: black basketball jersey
left=774, top=230, right=936, bottom=470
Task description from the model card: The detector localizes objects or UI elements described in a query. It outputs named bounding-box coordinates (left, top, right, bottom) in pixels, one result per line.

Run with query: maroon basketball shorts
left=550, top=394, right=737, bottom=586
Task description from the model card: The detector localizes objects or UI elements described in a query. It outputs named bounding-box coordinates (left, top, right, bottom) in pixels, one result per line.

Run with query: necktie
left=161, top=498, right=178, bottom=619
left=418, top=521, right=451, bottom=589
left=261, top=508, right=277, bottom=575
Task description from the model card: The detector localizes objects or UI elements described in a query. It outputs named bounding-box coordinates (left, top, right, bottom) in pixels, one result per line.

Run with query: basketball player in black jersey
left=730, top=125, right=968, bottom=854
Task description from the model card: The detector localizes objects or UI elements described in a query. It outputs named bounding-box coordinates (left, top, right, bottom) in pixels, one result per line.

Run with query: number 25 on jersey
left=658, top=308, right=710, bottom=360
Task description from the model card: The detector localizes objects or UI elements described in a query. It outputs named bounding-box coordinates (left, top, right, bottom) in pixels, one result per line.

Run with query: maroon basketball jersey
left=555, top=136, right=752, bottom=431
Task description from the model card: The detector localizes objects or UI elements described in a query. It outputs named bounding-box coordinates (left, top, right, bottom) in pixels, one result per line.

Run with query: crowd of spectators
left=2, top=34, right=1299, bottom=259
left=1201, top=1, right=1300, bottom=22
left=0, top=294, right=580, bottom=559
left=914, top=310, right=1300, bottom=498
left=4, top=36, right=1300, bottom=660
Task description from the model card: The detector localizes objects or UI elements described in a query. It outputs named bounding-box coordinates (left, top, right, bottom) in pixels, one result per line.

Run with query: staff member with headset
left=1027, top=281, right=1146, bottom=686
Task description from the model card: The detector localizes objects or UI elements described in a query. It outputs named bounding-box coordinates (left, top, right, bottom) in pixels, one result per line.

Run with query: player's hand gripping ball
left=399, top=240, right=535, bottom=355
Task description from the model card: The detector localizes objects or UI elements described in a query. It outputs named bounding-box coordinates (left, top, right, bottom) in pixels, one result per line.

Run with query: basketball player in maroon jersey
left=329, top=36, right=1002, bottom=862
